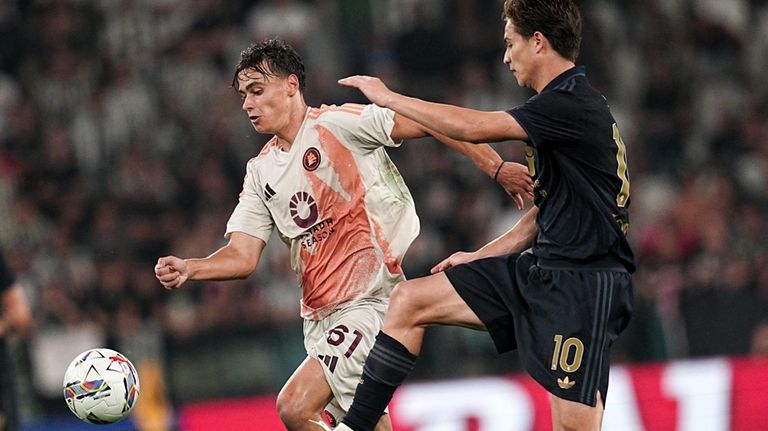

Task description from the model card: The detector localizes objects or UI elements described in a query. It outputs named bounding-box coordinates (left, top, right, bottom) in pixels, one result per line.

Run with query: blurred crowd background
left=1, top=0, right=768, bottom=424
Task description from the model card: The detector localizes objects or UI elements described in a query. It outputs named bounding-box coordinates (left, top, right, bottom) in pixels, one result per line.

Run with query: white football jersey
left=226, top=104, right=420, bottom=320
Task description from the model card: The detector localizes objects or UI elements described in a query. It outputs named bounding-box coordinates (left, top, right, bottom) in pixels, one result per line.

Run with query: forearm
left=387, top=93, right=501, bottom=143
left=341, top=75, right=527, bottom=142
left=475, top=207, right=539, bottom=258
left=186, top=245, right=258, bottom=281
left=430, top=131, right=501, bottom=178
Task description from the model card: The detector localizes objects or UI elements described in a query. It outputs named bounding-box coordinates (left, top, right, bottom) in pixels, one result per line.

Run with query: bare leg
left=277, top=356, right=393, bottom=431
left=373, top=415, right=391, bottom=431
left=383, top=271, right=485, bottom=355
left=338, top=272, right=484, bottom=430
left=277, top=357, right=334, bottom=430
left=550, top=391, right=604, bottom=431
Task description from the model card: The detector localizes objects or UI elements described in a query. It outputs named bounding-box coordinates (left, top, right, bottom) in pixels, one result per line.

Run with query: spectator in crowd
left=0, top=250, right=32, bottom=431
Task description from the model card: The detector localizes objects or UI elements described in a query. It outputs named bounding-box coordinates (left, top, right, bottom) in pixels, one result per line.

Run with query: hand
left=338, top=75, right=395, bottom=107
left=430, top=251, right=478, bottom=274
left=495, top=161, right=534, bottom=210
left=155, top=256, right=189, bottom=290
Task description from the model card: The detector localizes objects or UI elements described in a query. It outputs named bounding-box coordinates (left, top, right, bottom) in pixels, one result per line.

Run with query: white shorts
left=304, top=298, right=388, bottom=422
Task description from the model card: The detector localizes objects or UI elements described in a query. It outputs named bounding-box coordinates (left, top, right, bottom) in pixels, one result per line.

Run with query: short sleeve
left=225, top=162, right=274, bottom=243
left=345, top=104, right=398, bottom=152
left=507, top=92, right=581, bottom=148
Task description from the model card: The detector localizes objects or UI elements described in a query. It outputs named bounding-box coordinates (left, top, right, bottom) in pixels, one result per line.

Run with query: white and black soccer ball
left=63, top=348, right=140, bottom=424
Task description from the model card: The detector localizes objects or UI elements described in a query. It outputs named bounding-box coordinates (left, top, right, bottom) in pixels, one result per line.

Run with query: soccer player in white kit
left=154, top=39, right=533, bottom=431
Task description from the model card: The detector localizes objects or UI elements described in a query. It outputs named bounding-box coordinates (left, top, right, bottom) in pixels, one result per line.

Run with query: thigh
left=550, top=391, right=604, bottom=431
left=441, top=254, right=523, bottom=352
left=279, top=356, right=334, bottom=415
left=387, top=271, right=485, bottom=330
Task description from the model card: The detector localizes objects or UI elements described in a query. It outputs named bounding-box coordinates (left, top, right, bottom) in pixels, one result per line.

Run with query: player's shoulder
left=517, top=88, right=573, bottom=117
left=313, top=103, right=368, bottom=115
left=308, top=103, right=369, bottom=123
left=247, top=137, right=280, bottom=167
left=550, top=73, right=606, bottom=108
left=528, top=78, right=597, bottom=115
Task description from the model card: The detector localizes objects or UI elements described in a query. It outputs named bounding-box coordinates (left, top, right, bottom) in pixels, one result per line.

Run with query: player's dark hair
left=232, top=38, right=306, bottom=92
left=502, top=0, right=582, bottom=61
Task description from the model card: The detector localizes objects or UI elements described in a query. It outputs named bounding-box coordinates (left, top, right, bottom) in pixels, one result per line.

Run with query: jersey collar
left=541, top=65, right=587, bottom=93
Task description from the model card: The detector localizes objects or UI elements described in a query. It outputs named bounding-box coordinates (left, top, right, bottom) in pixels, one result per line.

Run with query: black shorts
left=445, top=252, right=633, bottom=407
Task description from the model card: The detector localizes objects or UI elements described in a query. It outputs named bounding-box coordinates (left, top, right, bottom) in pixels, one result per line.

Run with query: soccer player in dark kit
left=334, top=0, right=635, bottom=430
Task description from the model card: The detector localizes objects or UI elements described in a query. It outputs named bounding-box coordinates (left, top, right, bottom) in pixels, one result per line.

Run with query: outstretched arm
left=155, top=232, right=266, bottom=289
left=431, top=206, right=539, bottom=273
left=430, top=131, right=533, bottom=209
left=340, top=75, right=528, bottom=143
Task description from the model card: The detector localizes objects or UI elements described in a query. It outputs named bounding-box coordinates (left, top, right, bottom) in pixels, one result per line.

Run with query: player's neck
left=274, top=102, right=309, bottom=152
left=533, top=57, right=576, bottom=93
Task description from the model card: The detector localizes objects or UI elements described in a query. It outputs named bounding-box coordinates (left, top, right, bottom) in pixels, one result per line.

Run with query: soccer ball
left=63, top=348, right=140, bottom=424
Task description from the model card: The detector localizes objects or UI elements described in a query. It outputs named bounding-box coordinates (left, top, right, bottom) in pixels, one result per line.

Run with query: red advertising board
left=178, top=356, right=768, bottom=430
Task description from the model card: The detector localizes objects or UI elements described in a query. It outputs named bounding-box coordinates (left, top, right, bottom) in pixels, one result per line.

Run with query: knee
left=388, top=280, right=425, bottom=324
left=275, top=387, right=295, bottom=424
left=276, top=386, right=309, bottom=428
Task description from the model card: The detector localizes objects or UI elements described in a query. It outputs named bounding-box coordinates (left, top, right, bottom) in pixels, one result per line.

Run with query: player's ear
left=532, top=31, right=547, bottom=54
left=287, top=74, right=300, bottom=96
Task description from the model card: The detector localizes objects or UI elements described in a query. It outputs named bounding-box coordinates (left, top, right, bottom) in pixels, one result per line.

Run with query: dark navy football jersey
left=508, top=66, right=635, bottom=272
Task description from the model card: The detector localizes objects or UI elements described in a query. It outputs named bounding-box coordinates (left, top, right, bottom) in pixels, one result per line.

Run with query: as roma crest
left=303, top=147, right=321, bottom=171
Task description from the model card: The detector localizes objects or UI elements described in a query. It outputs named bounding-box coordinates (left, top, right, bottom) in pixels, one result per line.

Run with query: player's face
left=502, top=20, right=538, bottom=89
left=236, top=68, right=293, bottom=135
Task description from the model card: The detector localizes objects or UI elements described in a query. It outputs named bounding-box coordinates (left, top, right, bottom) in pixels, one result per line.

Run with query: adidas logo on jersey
left=264, top=183, right=276, bottom=201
